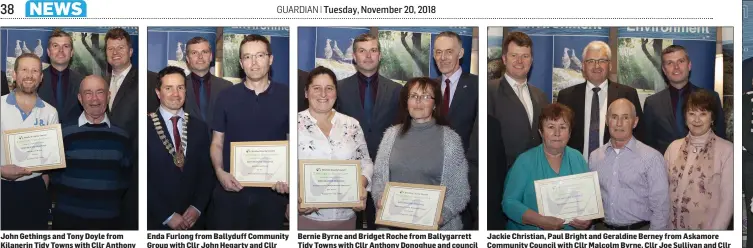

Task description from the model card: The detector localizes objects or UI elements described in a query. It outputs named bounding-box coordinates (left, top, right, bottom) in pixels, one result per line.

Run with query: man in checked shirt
left=589, top=98, right=670, bottom=230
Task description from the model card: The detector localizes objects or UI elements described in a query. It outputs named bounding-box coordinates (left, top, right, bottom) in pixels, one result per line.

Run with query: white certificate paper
left=299, top=160, right=362, bottom=208
left=534, top=171, right=604, bottom=222
left=376, top=182, right=446, bottom=230
left=3, top=124, right=66, bottom=171
left=230, top=141, right=288, bottom=187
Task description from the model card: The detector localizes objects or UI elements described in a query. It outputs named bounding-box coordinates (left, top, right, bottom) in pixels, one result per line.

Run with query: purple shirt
left=588, top=136, right=670, bottom=230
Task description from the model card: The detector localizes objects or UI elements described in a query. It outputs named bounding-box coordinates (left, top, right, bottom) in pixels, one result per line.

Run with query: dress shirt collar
left=78, top=112, right=111, bottom=127
left=441, top=68, right=463, bottom=85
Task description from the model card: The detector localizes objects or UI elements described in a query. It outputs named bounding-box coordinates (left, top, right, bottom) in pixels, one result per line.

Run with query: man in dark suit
left=104, top=27, right=139, bottom=230
left=488, top=32, right=548, bottom=230
left=1, top=71, right=8, bottom=95
left=147, top=70, right=159, bottom=111
left=298, top=69, right=309, bottom=112
left=557, top=41, right=643, bottom=160
left=38, top=29, right=84, bottom=124
left=336, top=33, right=402, bottom=230
left=183, top=37, right=232, bottom=127
left=743, top=57, right=753, bottom=246
left=643, top=45, right=726, bottom=154
left=147, top=66, right=213, bottom=230
left=432, top=31, right=477, bottom=230
left=486, top=115, right=506, bottom=230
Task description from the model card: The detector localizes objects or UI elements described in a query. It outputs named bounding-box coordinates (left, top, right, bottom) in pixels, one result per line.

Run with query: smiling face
left=686, top=108, right=712, bottom=136
left=239, top=41, right=273, bottom=82
left=502, top=42, right=532, bottom=82
left=583, top=48, right=610, bottom=84
left=106, top=38, right=133, bottom=70
left=13, top=56, right=43, bottom=94
left=306, top=74, right=337, bottom=114
left=78, top=76, right=109, bottom=117
left=186, top=41, right=213, bottom=74
left=156, top=73, right=186, bottom=112
left=47, top=36, right=73, bottom=67
left=433, top=36, right=463, bottom=76
left=661, top=50, right=692, bottom=86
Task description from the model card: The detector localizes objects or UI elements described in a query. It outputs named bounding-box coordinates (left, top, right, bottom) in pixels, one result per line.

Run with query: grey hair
left=582, top=40, right=611, bottom=60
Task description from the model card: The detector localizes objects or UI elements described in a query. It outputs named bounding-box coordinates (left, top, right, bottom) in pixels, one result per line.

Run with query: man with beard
left=0, top=53, right=59, bottom=230
left=38, top=29, right=84, bottom=124
left=51, top=75, right=132, bottom=230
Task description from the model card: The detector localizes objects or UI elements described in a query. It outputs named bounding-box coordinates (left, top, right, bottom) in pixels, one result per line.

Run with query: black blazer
left=557, top=80, right=644, bottom=154
left=38, top=67, right=84, bottom=124
left=442, top=72, right=478, bottom=151
left=147, top=112, right=213, bottom=230
left=184, top=73, right=232, bottom=126
left=486, top=115, right=507, bottom=230
left=1, top=71, right=8, bottom=95
left=108, top=66, right=139, bottom=229
left=147, top=71, right=159, bottom=112
left=488, top=77, right=548, bottom=167
left=298, top=69, right=309, bottom=112
left=642, top=82, right=726, bottom=154
left=336, top=74, right=402, bottom=160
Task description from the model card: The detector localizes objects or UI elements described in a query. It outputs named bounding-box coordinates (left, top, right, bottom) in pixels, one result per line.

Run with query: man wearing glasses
left=642, top=45, right=726, bottom=154
left=209, top=34, right=289, bottom=230
left=557, top=40, right=643, bottom=160
left=182, top=37, right=231, bottom=126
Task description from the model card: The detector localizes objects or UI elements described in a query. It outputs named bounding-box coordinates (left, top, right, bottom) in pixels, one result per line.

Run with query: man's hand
left=182, top=206, right=201, bottom=228
left=0, top=164, right=31, bottom=181
left=167, top=213, right=189, bottom=230
left=568, top=219, right=592, bottom=230
left=272, top=182, right=289, bottom=194
left=216, top=170, right=242, bottom=192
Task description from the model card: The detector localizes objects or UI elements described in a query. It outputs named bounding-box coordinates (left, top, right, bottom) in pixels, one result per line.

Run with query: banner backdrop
left=2, top=27, right=139, bottom=86
left=617, top=27, right=716, bottom=104
left=744, top=2, right=752, bottom=92
left=146, top=27, right=217, bottom=75
left=489, top=27, right=610, bottom=101
left=222, top=27, right=289, bottom=85
left=298, top=27, right=475, bottom=84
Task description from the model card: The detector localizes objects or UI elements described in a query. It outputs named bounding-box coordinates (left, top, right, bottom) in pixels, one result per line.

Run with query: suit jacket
left=147, top=71, right=159, bottom=112
left=486, top=115, right=507, bottom=230
left=557, top=80, right=644, bottom=154
left=108, top=66, right=139, bottom=229
left=643, top=82, right=726, bottom=154
left=1, top=71, right=8, bottom=95
left=488, top=77, right=548, bottom=167
left=441, top=72, right=478, bottom=151
left=184, top=73, right=232, bottom=127
left=38, top=67, right=84, bottom=124
left=336, top=74, right=402, bottom=160
left=743, top=92, right=753, bottom=244
left=298, top=69, right=309, bottom=112
left=147, top=112, right=213, bottom=230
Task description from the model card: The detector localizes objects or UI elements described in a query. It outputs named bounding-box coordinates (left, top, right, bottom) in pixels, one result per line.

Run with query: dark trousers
left=1, top=177, right=50, bottom=230
left=744, top=152, right=753, bottom=247
left=52, top=211, right=120, bottom=230
left=356, top=192, right=376, bottom=230
left=208, top=185, right=287, bottom=230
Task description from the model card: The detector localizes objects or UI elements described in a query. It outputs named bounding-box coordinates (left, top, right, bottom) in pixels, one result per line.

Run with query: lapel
left=345, top=75, right=365, bottom=121
left=446, top=73, right=470, bottom=117
left=184, top=76, right=200, bottom=116
left=371, top=75, right=390, bottom=122
left=500, top=77, right=532, bottom=131
left=63, top=70, right=81, bottom=114
left=658, top=88, right=676, bottom=134
left=604, top=81, right=619, bottom=143
left=39, top=69, right=53, bottom=102
left=112, top=67, right=136, bottom=111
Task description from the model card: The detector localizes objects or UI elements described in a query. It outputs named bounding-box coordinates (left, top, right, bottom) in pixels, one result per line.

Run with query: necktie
left=675, top=89, right=686, bottom=134
left=442, top=79, right=450, bottom=117
left=516, top=83, right=532, bottom=127
left=589, top=87, right=601, bottom=155
left=56, top=73, right=64, bottom=109
left=171, top=116, right=183, bottom=156
left=199, top=78, right=208, bottom=120
left=363, top=78, right=374, bottom=125
left=109, top=74, right=121, bottom=111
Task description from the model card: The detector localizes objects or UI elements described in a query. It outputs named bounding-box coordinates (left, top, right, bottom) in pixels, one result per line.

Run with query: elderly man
left=0, top=53, right=59, bottom=230
left=557, top=41, right=643, bottom=161
left=589, top=98, right=669, bottom=230
left=52, top=75, right=132, bottom=230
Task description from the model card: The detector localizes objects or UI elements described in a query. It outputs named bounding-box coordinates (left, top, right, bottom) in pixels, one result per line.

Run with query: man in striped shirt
left=589, top=98, right=670, bottom=230
left=51, top=75, right=132, bottom=230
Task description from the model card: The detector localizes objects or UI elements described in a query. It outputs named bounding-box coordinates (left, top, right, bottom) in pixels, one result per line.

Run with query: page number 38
left=0, top=4, right=14, bottom=14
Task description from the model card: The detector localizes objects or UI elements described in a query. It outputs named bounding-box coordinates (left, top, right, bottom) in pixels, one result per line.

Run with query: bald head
left=607, top=98, right=638, bottom=145
left=78, top=75, right=110, bottom=119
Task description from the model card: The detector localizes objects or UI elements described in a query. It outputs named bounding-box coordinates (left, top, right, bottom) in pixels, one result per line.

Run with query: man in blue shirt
left=209, top=34, right=289, bottom=230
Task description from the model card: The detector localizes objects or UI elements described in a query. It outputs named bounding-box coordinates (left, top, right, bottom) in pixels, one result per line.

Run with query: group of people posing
left=489, top=31, right=732, bottom=230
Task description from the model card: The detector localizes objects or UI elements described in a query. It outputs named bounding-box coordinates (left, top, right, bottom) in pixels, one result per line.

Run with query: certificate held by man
left=534, top=171, right=604, bottom=222
left=376, top=182, right=446, bottom=230
left=298, top=160, right=363, bottom=208
left=230, top=140, right=288, bottom=187
left=3, top=124, right=66, bottom=171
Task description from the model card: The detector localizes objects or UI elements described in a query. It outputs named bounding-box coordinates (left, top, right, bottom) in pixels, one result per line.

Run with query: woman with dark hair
left=297, top=66, right=372, bottom=230
left=664, top=89, right=732, bottom=230
left=502, top=102, right=592, bottom=230
left=370, top=77, right=470, bottom=230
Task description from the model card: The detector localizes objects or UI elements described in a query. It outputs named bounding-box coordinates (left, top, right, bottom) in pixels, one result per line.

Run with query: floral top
left=297, top=109, right=373, bottom=221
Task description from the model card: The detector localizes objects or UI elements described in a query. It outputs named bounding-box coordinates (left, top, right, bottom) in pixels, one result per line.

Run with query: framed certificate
left=298, top=159, right=363, bottom=208
left=375, top=182, right=446, bottom=230
left=230, top=140, right=289, bottom=187
left=534, top=171, right=604, bottom=222
left=3, top=124, right=66, bottom=171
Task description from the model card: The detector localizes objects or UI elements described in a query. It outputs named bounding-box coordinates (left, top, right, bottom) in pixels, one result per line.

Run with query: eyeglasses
left=241, top=53, right=270, bottom=61
left=584, top=59, right=610, bottom=65
left=408, top=94, right=435, bottom=102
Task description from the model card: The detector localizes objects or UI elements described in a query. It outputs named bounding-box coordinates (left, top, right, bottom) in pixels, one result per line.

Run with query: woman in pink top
left=664, top=89, right=732, bottom=230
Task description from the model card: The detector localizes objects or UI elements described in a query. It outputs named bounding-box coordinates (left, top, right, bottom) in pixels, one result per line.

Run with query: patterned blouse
left=297, top=109, right=373, bottom=221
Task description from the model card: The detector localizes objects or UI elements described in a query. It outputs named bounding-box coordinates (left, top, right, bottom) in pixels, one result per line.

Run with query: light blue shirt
left=440, top=68, right=462, bottom=106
